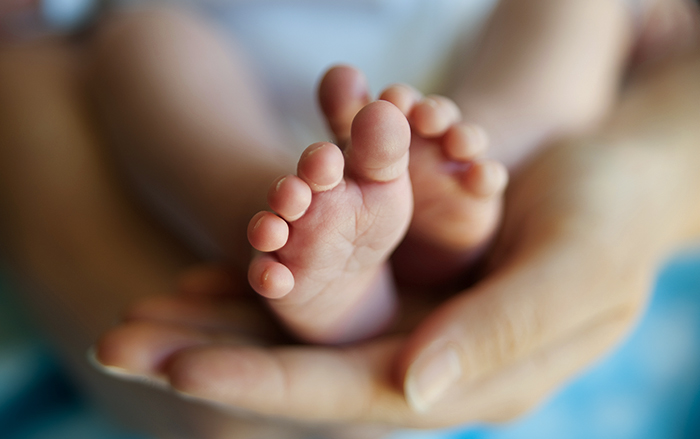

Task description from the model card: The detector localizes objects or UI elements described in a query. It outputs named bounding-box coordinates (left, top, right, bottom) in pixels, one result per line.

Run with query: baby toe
left=410, top=95, right=462, bottom=137
left=247, top=211, right=289, bottom=252
left=297, top=142, right=345, bottom=192
left=379, top=84, right=422, bottom=116
left=268, top=175, right=312, bottom=222
left=461, top=159, right=509, bottom=198
left=346, top=100, right=411, bottom=182
left=318, top=65, right=371, bottom=144
left=248, top=255, right=294, bottom=299
left=443, top=123, right=489, bottom=161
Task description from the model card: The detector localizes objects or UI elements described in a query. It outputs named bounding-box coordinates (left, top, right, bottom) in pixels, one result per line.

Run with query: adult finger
left=94, top=320, right=214, bottom=382
left=405, top=302, right=637, bottom=424
left=123, top=294, right=284, bottom=340
left=395, top=238, right=651, bottom=414
left=94, top=319, right=416, bottom=424
left=93, top=297, right=640, bottom=429
left=164, top=337, right=410, bottom=423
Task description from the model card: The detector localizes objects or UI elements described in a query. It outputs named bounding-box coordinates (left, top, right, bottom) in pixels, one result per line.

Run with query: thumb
left=395, top=247, right=636, bottom=414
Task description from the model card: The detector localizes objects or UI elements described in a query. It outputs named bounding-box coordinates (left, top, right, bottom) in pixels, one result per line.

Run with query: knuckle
left=480, top=304, right=541, bottom=369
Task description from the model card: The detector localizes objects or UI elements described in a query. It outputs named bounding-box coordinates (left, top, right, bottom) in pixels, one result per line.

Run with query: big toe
left=318, top=65, right=371, bottom=144
left=345, top=100, right=411, bottom=182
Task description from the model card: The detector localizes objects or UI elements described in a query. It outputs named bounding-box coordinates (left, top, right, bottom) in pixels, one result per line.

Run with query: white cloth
left=216, top=0, right=498, bottom=147
left=111, top=0, right=499, bottom=148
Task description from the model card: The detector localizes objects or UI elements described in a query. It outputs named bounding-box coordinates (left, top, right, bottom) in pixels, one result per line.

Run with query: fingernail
left=86, top=346, right=169, bottom=389
left=405, top=344, right=462, bottom=413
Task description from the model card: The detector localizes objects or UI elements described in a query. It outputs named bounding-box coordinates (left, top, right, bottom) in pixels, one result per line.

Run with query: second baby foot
left=381, top=85, right=509, bottom=285
left=247, top=100, right=412, bottom=344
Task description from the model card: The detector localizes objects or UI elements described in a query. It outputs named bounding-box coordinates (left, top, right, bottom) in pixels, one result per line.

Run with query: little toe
left=247, top=211, right=289, bottom=252
left=379, top=84, right=422, bottom=116
left=461, top=159, right=509, bottom=198
left=268, top=175, right=312, bottom=222
left=443, top=123, right=489, bottom=161
left=297, top=142, right=345, bottom=192
left=410, top=95, right=462, bottom=137
left=346, top=100, right=411, bottom=182
left=318, top=65, right=372, bottom=144
left=248, top=255, right=294, bottom=299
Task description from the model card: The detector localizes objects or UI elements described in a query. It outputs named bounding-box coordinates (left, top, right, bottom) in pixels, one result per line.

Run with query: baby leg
left=90, top=5, right=293, bottom=265
left=248, top=100, right=412, bottom=344
left=454, top=0, right=638, bottom=169
left=454, top=0, right=696, bottom=171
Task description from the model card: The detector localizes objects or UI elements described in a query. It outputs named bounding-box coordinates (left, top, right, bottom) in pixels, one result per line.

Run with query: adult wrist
left=598, top=138, right=699, bottom=263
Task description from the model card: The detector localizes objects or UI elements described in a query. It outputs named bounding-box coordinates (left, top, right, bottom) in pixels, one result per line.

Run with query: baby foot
left=247, top=100, right=412, bottom=344
left=318, top=65, right=507, bottom=286
left=382, top=85, right=508, bottom=285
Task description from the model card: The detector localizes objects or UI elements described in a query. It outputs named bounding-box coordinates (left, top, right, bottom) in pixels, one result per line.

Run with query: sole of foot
left=247, top=100, right=413, bottom=344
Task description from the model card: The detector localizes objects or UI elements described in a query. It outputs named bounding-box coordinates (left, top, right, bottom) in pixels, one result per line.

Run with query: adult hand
left=94, top=48, right=700, bottom=429
left=89, top=142, right=650, bottom=427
